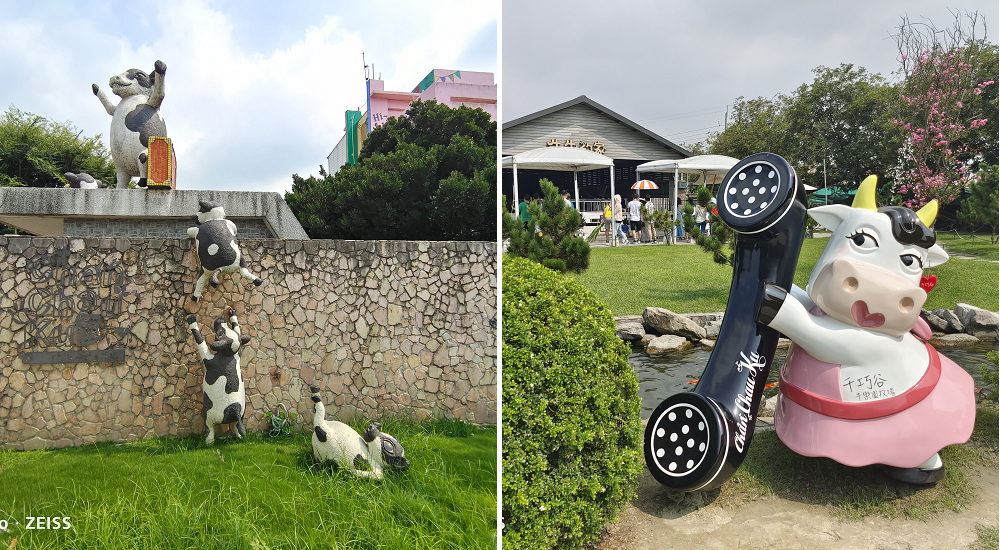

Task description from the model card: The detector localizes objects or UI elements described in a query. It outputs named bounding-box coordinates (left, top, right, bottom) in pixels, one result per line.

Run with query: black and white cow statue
left=187, top=309, right=249, bottom=444
left=64, top=172, right=106, bottom=189
left=187, top=200, right=263, bottom=302
left=92, top=60, right=167, bottom=188
left=309, top=386, right=410, bottom=479
left=757, top=175, right=975, bottom=484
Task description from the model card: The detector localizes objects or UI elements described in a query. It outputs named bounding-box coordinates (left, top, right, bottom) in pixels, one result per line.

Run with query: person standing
left=602, top=202, right=613, bottom=243
left=627, top=194, right=642, bottom=244
left=642, top=198, right=657, bottom=242
left=562, top=191, right=573, bottom=209
left=613, top=194, right=624, bottom=245
left=518, top=196, right=531, bottom=230
left=694, top=201, right=709, bottom=237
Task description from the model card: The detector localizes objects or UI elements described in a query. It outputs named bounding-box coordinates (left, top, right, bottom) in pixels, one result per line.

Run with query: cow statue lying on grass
left=188, top=200, right=263, bottom=302
left=187, top=309, right=249, bottom=444
left=309, top=386, right=410, bottom=479
left=757, top=175, right=975, bottom=483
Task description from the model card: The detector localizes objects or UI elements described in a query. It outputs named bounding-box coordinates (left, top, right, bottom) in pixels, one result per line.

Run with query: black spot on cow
left=124, top=69, right=153, bottom=90
left=197, top=220, right=238, bottom=271
left=204, top=393, right=213, bottom=417
left=222, top=402, right=242, bottom=425
left=878, top=206, right=936, bottom=249
left=124, top=104, right=167, bottom=147
left=314, top=426, right=327, bottom=443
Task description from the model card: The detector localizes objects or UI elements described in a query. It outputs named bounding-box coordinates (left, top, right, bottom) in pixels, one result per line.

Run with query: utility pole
left=724, top=105, right=729, bottom=131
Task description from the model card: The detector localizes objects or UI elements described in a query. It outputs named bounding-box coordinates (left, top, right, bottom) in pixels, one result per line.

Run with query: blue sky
left=503, top=0, right=998, bottom=150
left=0, top=0, right=497, bottom=192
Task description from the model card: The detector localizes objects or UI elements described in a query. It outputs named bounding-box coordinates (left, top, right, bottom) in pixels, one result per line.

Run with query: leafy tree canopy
left=0, top=106, right=115, bottom=188
left=285, top=100, right=496, bottom=241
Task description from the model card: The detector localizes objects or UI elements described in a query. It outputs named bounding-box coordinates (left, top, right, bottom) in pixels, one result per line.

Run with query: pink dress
left=774, top=317, right=977, bottom=468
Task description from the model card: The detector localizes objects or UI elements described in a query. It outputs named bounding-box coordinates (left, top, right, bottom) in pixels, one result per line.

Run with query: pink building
left=330, top=69, right=496, bottom=175
left=368, top=69, right=497, bottom=131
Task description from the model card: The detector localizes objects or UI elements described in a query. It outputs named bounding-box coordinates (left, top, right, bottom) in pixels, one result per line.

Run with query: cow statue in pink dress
left=756, top=175, right=976, bottom=483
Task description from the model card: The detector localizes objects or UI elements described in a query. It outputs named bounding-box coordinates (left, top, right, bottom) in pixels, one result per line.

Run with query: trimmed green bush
left=501, top=256, right=642, bottom=549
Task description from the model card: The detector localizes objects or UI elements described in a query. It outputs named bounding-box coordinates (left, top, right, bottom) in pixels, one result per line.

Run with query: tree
left=707, top=95, right=791, bottom=160
left=957, top=164, right=998, bottom=242
left=891, top=11, right=997, bottom=207
left=0, top=106, right=115, bottom=188
left=502, top=179, right=589, bottom=273
left=784, top=64, right=901, bottom=192
left=284, top=100, right=496, bottom=241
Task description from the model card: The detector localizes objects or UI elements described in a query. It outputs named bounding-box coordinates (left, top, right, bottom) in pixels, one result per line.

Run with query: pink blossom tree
left=891, top=11, right=996, bottom=209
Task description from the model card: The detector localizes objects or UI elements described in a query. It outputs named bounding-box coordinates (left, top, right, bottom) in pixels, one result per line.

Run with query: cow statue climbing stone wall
left=187, top=200, right=263, bottom=302
left=756, top=175, right=975, bottom=484
left=187, top=308, right=249, bottom=444
left=92, top=60, right=168, bottom=188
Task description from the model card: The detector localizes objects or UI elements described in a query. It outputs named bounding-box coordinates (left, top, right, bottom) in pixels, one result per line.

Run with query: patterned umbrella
left=631, top=180, right=659, bottom=190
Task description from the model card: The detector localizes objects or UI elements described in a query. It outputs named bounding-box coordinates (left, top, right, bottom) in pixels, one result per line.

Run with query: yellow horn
left=916, top=200, right=938, bottom=227
left=851, top=175, right=878, bottom=211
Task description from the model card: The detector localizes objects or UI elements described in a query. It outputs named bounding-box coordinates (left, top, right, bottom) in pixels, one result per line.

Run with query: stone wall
left=62, top=217, right=275, bottom=239
left=0, top=236, right=496, bottom=450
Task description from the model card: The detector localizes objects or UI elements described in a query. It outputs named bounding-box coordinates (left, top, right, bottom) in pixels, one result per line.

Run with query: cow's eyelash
left=847, top=229, right=878, bottom=247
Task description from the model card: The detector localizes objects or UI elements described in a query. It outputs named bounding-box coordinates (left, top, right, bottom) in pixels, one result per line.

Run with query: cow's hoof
left=137, top=178, right=147, bottom=188
left=253, top=278, right=263, bottom=286
left=191, top=296, right=199, bottom=302
left=186, top=314, right=196, bottom=324
left=210, top=279, right=220, bottom=288
left=882, top=464, right=945, bottom=484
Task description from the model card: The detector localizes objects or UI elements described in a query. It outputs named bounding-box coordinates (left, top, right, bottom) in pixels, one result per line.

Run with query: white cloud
left=0, top=0, right=497, bottom=193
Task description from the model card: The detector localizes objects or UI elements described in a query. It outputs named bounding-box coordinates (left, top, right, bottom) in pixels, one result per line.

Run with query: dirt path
left=596, top=458, right=998, bottom=550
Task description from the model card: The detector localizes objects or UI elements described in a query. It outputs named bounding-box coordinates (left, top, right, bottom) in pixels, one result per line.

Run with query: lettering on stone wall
left=7, top=247, right=136, bottom=361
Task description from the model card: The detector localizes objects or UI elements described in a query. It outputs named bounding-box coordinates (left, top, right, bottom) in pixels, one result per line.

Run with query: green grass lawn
left=0, top=421, right=496, bottom=550
left=937, top=231, right=999, bottom=261
left=569, top=238, right=999, bottom=315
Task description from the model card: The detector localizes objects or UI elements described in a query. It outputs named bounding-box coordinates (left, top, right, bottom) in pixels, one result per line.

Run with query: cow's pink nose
left=843, top=277, right=859, bottom=292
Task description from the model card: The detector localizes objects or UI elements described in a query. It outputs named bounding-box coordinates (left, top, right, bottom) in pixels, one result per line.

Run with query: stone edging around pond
left=616, top=304, right=999, bottom=354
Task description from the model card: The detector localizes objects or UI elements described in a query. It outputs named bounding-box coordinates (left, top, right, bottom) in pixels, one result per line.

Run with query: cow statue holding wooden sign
left=756, top=175, right=976, bottom=483
left=92, top=60, right=168, bottom=188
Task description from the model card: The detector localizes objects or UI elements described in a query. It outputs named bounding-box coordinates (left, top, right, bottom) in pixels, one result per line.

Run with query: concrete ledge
left=0, top=188, right=308, bottom=240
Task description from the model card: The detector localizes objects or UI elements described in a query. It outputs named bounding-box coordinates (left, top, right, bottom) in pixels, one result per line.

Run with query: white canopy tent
left=636, top=155, right=740, bottom=244
left=501, top=147, right=623, bottom=244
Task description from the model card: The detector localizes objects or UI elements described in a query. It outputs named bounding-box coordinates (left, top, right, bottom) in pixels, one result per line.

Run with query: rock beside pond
left=643, top=307, right=706, bottom=340
left=646, top=334, right=692, bottom=353
left=704, top=320, right=722, bottom=338
left=931, top=308, right=965, bottom=333
left=616, top=321, right=645, bottom=342
left=922, top=309, right=951, bottom=332
left=954, top=303, right=999, bottom=340
left=777, top=338, right=792, bottom=349
left=930, top=333, right=981, bottom=347
left=699, top=339, right=715, bottom=350
left=683, top=312, right=724, bottom=327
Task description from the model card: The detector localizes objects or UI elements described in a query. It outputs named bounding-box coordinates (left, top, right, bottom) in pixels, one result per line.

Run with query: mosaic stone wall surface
left=0, top=236, right=496, bottom=450
left=62, top=218, right=274, bottom=239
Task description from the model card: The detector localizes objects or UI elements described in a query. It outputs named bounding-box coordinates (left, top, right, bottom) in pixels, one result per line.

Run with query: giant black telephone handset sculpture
left=643, top=153, right=808, bottom=491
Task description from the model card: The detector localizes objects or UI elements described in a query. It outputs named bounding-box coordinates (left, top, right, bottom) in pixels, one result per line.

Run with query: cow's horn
left=916, top=200, right=938, bottom=227
left=851, top=175, right=878, bottom=211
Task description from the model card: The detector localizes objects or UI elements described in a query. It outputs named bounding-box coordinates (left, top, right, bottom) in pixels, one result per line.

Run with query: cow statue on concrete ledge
left=756, top=175, right=975, bottom=484
left=92, top=60, right=167, bottom=188
left=187, top=308, right=249, bottom=444
left=188, top=200, right=263, bottom=302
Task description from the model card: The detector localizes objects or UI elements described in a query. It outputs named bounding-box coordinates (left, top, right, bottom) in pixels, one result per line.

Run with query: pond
left=631, top=341, right=999, bottom=419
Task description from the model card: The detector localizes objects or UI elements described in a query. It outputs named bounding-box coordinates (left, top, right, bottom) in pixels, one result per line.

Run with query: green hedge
left=502, top=257, right=642, bottom=549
